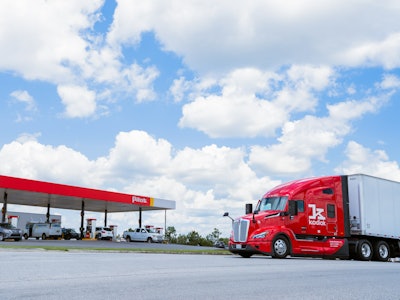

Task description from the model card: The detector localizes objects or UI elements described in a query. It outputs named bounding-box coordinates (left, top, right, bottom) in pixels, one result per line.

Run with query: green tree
left=176, top=233, right=188, bottom=245
left=206, top=228, right=222, bottom=244
left=187, top=230, right=202, bottom=245
left=165, top=226, right=177, bottom=243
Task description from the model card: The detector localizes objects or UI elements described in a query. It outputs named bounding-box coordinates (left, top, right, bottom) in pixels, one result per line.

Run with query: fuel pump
left=86, top=218, right=96, bottom=239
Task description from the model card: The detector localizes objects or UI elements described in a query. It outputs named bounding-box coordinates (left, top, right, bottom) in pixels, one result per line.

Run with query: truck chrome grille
left=233, top=219, right=249, bottom=242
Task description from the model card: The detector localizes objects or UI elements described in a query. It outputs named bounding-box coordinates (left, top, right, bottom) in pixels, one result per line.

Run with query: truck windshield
left=258, top=196, right=288, bottom=211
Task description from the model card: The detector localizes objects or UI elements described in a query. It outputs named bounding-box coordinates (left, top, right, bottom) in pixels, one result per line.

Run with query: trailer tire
left=357, top=239, right=373, bottom=261
left=42, top=233, right=47, bottom=240
left=373, top=240, right=390, bottom=262
left=272, top=236, right=290, bottom=259
left=24, top=233, right=28, bottom=240
left=0, top=233, right=4, bottom=241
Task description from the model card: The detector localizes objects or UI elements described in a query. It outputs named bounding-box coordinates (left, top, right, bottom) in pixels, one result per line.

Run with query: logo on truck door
left=308, top=204, right=326, bottom=226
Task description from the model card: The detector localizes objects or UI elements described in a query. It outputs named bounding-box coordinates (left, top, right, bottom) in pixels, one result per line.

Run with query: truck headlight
left=252, top=231, right=269, bottom=239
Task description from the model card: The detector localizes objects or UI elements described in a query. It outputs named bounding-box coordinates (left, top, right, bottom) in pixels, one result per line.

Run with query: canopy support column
left=164, top=210, right=167, bottom=239
left=138, top=207, right=142, bottom=228
left=1, top=192, right=7, bottom=223
left=80, top=200, right=85, bottom=239
left=104, top=209, right=108, bottom=227
left=46, top=203, right=50, bottom=223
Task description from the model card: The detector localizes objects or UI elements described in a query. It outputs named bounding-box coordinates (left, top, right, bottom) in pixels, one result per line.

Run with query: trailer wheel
left=24, top=233, right=29, bottom=240
left=272, top=236, right=290, bottom=259
left=373, top=241, right=390, bottom=262
left=0, top=233, right=4, bottom=241
left=42, top=233, right=47, bottom=240
left=357, top=239, right=373, bottom=261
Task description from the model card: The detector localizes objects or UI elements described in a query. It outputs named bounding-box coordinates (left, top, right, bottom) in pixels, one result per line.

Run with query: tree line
left=164, top=226, right=229, bottom=247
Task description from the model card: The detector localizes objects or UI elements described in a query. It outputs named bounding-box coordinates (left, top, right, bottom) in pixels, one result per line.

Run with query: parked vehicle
left=214, top=241, right=226, bottom=249
left=123, top=227, right=164, bottom=243
left=23, top=222, right=62, bottom=240
left=0, top=223, right=23, bottom=241
left=62, top=228, right=81, bottom=240
left=95, top=227, right=113, bottom=240
left=225, top=174, right=400, bottom=261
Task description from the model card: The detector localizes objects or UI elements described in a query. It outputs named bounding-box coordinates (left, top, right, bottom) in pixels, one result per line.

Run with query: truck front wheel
left=126, top=236, right=131, bottom=242
left=272, top=236, right=290, bottom=259
left=357, top=239, right=373, bottom=261
left=373, top=240, right=390, bottom=261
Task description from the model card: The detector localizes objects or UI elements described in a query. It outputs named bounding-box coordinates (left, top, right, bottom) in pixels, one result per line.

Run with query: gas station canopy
left=0, top=174, right=175, bottom=213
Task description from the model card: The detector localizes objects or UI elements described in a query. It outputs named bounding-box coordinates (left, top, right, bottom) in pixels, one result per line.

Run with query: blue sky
left=1, top=0, right=400, bottom=236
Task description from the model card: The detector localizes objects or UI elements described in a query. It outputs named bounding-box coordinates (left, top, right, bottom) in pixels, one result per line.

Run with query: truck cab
left=228, top=176, right=349, bottom=259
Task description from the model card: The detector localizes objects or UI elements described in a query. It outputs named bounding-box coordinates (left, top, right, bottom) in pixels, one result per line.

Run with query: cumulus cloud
left=340, top=33, right=400, bottom=69
left=0, top=0, right=103, bottom=81
left=0, top=130, right=280, bottom=235
left=106, top=130, right=172, bottom=177
left=108, top=0, right=400, bottom=73
left=179, top=65, right=334, bottom=138
left=0, top=138, right=99, bottom=187
left=57, top=85, right=96, bottom=118
left=248, top=96, right=387, bottom=176
left=380, top=74, right=400, bottom=89
left=335, top=141, right=400, bottom=182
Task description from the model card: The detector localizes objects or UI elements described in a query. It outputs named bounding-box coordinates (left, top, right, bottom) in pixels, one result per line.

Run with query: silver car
left=0, top=223, right=23, bottom=241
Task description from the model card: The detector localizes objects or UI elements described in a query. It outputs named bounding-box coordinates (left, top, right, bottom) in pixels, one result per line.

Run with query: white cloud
left=57, top=85, right=96, bottom=118
left=0, top=0, right=103, bottom=81
left=0, top=130, right=281, bottom=235
left=248, top=96, right=387, bottom=175
left=108, top=1, right=400, bottom=73
left=179, top=65, right=333, bottom=138
left=106, top=130, right=172, bottom=177
left=10, top=90, right=36, bottom=111
left=380, top=74, right=400, bottom=89
left=0, top=138, right=99, bottom=187
left=335, top=141, right=400, bottom=182
left=340, top=33, right=400, bottom=69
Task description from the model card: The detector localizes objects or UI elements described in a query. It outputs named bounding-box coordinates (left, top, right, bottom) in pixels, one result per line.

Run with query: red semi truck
left=225, top=174, right=400, bottom=261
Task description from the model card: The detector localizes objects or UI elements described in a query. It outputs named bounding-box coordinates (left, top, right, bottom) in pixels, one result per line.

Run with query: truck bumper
left=229, top=242, right=269, bottom=257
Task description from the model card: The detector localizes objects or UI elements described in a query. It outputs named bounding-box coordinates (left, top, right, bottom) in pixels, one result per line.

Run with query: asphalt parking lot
left=1, top=249, right=400, bottom=300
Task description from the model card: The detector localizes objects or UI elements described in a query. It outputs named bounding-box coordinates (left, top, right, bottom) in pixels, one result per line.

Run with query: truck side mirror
left=288, top=200, right=298, bottom=216
left=223, top=212, right=234, bottom=222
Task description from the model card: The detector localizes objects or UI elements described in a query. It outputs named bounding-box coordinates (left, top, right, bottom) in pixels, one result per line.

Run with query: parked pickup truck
left=123, top=228, right=164, bottom=243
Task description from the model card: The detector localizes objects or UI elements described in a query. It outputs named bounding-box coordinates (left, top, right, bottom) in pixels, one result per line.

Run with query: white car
left=95, top=227, right=113, bottom=240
